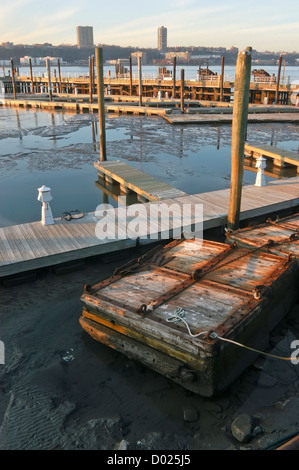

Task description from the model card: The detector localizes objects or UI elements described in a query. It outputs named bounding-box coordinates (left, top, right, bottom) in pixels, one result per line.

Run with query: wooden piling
left=275, top=54, right=282, bottom=105
left=129, top=55, right=133, bottom=96
left=180, top=68, right=185, bottom=114
left=29, top=58, right=34, bottom=93
left=220, top=56, right=225, bottom=102
left=138, top=55, right=143, bottom=107
left=46, top=59, right=52, bottom=101
left=57, top=59, right=62, bottom=94
left=227, top=47, right=252, bottom=231
left=173, top=56, right=176, bottom=99
left=89, top=57, right=93, bottom=103
left=10, top=58, right=17, bottom=99
left=95, top=46, right=107, bottom=162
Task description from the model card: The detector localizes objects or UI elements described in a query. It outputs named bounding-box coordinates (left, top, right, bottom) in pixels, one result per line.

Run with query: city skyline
left=0, top=0, right=298, bottom=53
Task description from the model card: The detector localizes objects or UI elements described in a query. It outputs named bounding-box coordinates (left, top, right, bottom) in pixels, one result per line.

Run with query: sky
left=0, top=0, right=298, bottom=52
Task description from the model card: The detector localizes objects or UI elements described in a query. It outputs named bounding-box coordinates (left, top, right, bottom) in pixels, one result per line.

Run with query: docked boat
left=80, top=234, right=298, bottom=397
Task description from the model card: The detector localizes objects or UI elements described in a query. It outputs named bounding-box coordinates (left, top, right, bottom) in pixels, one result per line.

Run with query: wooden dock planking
left=94, top=160, right=187, bottom=201
left=164, top=112, right=299, bottom=125
left=0, top=177, right=299, bottom=279
left=244, top=143, right=299, bottom=172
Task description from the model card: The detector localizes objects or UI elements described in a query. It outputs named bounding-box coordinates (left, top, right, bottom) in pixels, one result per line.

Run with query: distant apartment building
left=158, top=26, right=167, bottom=52
left=166, top=51, right=190, bottom=62
left=20, top=56, right=64, bottom=66
left=76, top=26, right=94, bottom=48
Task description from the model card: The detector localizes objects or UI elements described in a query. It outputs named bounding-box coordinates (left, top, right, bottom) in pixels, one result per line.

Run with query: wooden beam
left=173, top=56, right=176, bottom=99
left=129, top=55, right=133, bottom=96
left=46, top=59, right=52, bottom=101
left=227, top=47, right=252, bottom=230
left=138, top=55, right=143, bottom=107
left=180, top=68, right=185, bottom=114
left=29, top=58, right=34, bottom=94
left=220, top=56, right=225, bottom=102
left=95, top=46, right=107, bottom=162
left=10, top=58, right=17, bottom=99
left=275, top=54, right=283, bottom=104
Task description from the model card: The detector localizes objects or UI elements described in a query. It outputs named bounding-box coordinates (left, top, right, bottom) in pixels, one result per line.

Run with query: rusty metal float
left=80, top=224, right=299, bottom=397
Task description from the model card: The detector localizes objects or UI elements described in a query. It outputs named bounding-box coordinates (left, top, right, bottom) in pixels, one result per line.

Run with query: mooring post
left=46, top=59, right=52, bottom=101
left=95, top=46, right=107, bottom=162
left=220, top=56, right=225, bottom=102
left=57, top=59, right=62, bottom=94
left=173, top=56, right=176, bottom=99
left=138, top=55, right=143, bottom=107
left=227, top=47, right=252, bottom=231
left=129, top=55, right=133, bottom=96
left=91, top=55, right=95, bottom=95
left=275, top=54, right=282, bottom=105
left=10, top=58, right=17, bottom=99
left=180, top=68, right=185, bottom=113
left=29, top=58, right=34, bottom=94
left=89, top=57, right=93, bottom=103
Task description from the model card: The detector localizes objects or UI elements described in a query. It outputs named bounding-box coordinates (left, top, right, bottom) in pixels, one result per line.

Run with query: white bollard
left=37, top=185, right=55, bottom=225
left=255, top=156, right=267, bottom=187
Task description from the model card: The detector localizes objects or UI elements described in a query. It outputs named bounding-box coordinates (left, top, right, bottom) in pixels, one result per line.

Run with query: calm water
left=2, top=64, right=299, bottom=84
left=0, top=106, right=298, bottom=228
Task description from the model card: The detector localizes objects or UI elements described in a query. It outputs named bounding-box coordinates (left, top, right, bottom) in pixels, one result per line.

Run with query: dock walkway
left=164, top=112, right=299, bottom=125
left=244, top=143, right=299, bottom=172
left=0, top=177, right=299, bottom=279
left=94, top=160, right=187, bottom=201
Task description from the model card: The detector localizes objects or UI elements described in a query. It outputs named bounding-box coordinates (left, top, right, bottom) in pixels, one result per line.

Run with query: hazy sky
left=1, top=0, right=298, bottom=52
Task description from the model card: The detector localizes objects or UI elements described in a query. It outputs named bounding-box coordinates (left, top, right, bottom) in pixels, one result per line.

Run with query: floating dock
left=80, top=230, right=299, bottom=396
left=95, top=160, right=187, bottom=202
left=0, top=177, right=299, bottom=280
left=164, top=112, right=299, bottom=125
left=226, top=212, right=299, bottom=261
left=1, top=98, right=171, bottom=117
left=244, top=143, right=299, bottom=173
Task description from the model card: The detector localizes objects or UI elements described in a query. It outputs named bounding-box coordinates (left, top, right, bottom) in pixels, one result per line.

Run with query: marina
left=1, top=43, right=299, bottom=450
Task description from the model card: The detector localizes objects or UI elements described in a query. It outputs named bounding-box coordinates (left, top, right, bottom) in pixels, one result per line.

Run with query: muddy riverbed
left=0, top=247, right=298, bottom=451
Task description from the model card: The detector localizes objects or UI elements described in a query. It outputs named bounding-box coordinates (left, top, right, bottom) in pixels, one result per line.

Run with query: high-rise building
left=157, top=26, right=167, bottom=52
left=76, top=26, right=94, bottom=48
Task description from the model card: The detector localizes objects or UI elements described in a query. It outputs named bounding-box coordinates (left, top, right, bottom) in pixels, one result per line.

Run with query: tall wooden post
left=89, top=57, right=93, bottom=103
left=10, top=58, right=17, bottom=99
left=220, top=56, right=225, bottom=102
left=29, top=58, right=34, bottom=93
left=180, top=68, right=185, bottom=113
left=91, top=55, right=95, bottom=95
left=95, top=46, right=107, bottom=162
left=138, top=55, right=143, bottom=107
left=227, top=47, right=252, bottom=231
left=173, top=56, right=176, bottom=99
left=57, top=59, right=62, bottom=93
left=46, top=59, right=52, bottom=101
left=275, top=54, right=282, bottom=105
left=129, top=55, right=133, bottom=96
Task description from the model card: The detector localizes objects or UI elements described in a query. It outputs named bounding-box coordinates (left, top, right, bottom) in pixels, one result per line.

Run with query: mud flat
left=0, top=247, right=299, bottom=451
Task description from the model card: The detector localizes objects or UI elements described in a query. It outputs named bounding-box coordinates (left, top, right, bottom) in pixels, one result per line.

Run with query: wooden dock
left=1, top=98, right=171, bottom=117
left=0, top=177, right=299, bottom=280
left=244, top=143, right=299, bottom=173
left=94, top=160, right=186, bottom=202
left=164, top=112, right=299, bottom=125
